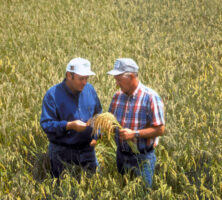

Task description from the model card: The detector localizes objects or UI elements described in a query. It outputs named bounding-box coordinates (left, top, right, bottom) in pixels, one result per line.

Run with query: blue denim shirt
left=40, top=79, right=102, bottom=147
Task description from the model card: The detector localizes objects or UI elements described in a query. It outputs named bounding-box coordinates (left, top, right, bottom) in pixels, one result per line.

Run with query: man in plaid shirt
left=107, top=58, right=165, bottom=187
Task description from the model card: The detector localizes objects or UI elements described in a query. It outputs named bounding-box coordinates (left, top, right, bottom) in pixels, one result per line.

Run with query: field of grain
left=0, top=0, right=222, bottom=199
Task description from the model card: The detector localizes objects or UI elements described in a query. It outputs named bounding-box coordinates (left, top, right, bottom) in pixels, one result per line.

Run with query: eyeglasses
left=114, top=74, right=130, bottom=82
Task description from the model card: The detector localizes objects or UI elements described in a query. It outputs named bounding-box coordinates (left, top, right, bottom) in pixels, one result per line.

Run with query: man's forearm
left=40, top=120, right=67, bottom=136
left=136, top=125, right=165, bottom=139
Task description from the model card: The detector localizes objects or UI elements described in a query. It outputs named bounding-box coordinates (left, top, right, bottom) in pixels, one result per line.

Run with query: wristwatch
left=135, top=130, right=140, bottom=138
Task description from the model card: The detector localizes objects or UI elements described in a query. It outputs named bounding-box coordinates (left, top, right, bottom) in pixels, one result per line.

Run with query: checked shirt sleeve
left=149, top=94, right=165, bottom=126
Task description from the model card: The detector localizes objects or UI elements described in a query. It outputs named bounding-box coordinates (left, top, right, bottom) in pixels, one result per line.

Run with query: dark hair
left=66, top=72, right=75, bottom=80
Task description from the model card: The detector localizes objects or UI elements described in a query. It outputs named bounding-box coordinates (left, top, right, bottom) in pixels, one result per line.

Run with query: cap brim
left=67, top=69, right=96, bottom=76
left=107, top=69, right=125, bottom=76
left=75, top=71, right=96, bottom=76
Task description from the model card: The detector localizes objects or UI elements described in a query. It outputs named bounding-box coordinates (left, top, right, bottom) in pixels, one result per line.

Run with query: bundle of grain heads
left=89, top=112, right=139, bottom=154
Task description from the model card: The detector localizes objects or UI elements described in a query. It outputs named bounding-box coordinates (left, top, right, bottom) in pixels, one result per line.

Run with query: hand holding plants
left=119, top=128, right=135, bottom=140
left=66, top=120, right=87, bottom=132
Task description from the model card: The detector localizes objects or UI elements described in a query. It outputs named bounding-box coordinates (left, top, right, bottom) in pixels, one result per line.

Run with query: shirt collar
left=131, top=81, right=141, bottom=98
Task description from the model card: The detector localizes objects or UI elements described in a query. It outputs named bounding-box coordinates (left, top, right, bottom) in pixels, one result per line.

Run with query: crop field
left=0, top=0, right=222, bottom=199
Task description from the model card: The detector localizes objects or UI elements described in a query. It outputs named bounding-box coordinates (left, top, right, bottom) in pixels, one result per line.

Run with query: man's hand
left=66, top=120, right=87, bottom=132
left=119, top=128, right=135, bottom=140
left=90, top=139, right=97, bottom=147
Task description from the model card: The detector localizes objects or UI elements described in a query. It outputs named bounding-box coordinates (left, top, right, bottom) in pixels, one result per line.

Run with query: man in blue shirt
left=40, top=57, right=102, bottom=178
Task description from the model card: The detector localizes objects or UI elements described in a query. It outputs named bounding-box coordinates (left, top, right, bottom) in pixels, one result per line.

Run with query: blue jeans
left=116, top=149, right=156, bottom=187
left=49, top=143, right=99, bottom=178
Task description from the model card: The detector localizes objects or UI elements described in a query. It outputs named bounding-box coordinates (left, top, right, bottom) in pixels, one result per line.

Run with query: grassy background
left=0, top=0, right=222, bottom=199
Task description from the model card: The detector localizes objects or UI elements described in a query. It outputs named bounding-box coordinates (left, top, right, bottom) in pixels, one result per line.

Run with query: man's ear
left=66, top=72, right=71, bottom=80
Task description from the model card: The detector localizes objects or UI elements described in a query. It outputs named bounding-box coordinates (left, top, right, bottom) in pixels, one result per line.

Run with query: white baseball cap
left=107, top=58, right=139, bottom=76
left=66, top=57, right=96, bottom=76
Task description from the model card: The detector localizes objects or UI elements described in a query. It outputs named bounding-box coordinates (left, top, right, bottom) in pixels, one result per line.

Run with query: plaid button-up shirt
left=108, top=82, right=165, bottom=152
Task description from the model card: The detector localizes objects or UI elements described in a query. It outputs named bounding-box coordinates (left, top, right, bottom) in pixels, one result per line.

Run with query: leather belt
left=119, top=146, right=154, bottom=156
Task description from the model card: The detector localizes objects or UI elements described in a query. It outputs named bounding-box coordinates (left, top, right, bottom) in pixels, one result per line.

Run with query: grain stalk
left=90, top=112, right=139, bottom=154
